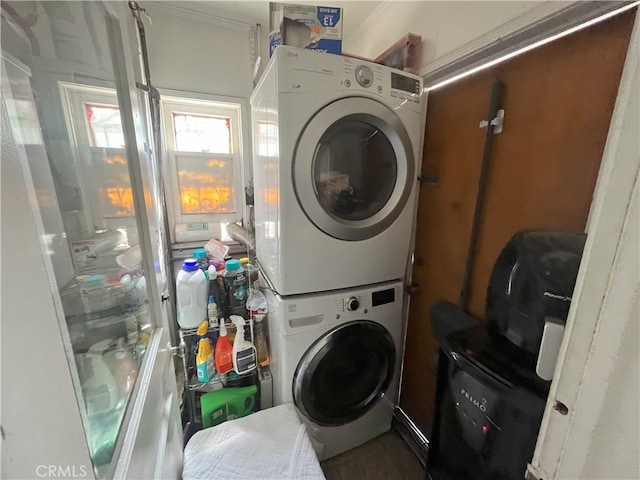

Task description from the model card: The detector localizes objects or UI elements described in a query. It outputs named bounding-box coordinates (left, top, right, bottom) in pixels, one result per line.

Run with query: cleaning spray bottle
left=230, top=315, right=257, bottom=375
left=195, top=321, right=215, bottom=383
left=215, top=319, right=234, bottom=375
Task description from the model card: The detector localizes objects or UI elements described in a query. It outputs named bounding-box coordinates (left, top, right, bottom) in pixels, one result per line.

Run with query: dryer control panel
left=341, top=60, right=422, bottom=107
left=274, top=46, right=423, bottom=113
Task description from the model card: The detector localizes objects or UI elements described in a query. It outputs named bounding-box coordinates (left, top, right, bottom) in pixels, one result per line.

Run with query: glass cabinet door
left=1, top=2, right=170, bottom=476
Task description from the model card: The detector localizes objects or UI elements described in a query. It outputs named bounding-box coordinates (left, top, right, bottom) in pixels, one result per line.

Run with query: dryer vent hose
left=227, top=222, right=256, bottom=257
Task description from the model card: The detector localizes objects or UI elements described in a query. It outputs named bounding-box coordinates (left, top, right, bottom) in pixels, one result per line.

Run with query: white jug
left=176, top=259, right=207, bottom=329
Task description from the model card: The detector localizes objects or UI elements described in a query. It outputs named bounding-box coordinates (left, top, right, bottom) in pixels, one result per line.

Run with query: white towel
left=183, top=403, right=325, bottom=480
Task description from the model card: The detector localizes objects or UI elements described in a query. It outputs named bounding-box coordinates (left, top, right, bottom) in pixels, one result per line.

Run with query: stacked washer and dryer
left=250, top=46, right=425, bottom=460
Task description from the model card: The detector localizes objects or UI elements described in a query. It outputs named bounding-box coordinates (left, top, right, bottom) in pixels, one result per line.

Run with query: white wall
left=342, top=1, right=570, bottom=75
left=141, top=2, right=253, bottom=98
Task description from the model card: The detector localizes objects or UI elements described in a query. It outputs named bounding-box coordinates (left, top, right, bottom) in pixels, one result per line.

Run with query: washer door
left=293, top=320, right=396, bottom=426
left=293, top=97, right=415, bottom=241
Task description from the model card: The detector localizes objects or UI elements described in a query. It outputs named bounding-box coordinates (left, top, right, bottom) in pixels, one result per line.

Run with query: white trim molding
left=422, top=1, right=632, bottom=86
left=146, top=1, right=256, bottom=31
left=528, top=9, right=640, bottom=480
left=343, top=1, right=394, bottom=46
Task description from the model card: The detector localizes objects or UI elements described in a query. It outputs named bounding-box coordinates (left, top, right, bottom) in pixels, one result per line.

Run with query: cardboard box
left=374, top=33, right=423, bottom=74
left=269, top=2, right=343, bottom=56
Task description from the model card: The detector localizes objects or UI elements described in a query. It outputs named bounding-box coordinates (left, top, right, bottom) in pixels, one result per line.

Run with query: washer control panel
left=345, top=296, right=360, bottom=311
left=331, top=286, right=397, bottom=314
left=334, top=295, right=366, bottom=312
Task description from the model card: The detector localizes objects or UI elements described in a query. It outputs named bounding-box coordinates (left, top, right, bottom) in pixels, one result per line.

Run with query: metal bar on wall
left=459, top=80, right=504, bottom=310
left=129, top=1, right=179, bottom=346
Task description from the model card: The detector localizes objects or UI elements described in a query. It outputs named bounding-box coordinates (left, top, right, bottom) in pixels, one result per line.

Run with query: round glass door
left=293, top=97, right=415, bottom=241
left=293, top=320, right=396, bottom=426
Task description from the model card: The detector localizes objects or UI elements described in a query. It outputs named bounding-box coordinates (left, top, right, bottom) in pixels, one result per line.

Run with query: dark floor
left=320, top=430, right=425, bottom=480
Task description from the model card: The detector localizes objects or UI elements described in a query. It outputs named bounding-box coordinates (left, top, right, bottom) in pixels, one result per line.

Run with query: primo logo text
left=460, top=388, right=487, bottom=412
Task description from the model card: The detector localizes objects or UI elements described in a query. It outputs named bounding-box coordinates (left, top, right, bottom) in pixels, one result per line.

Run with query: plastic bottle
left=81, top=341, right=121, bottom=416
left=200, top=385, right=257, bottom=428
left=230, top=315, right=257, bottom=375
left=253, top=314, right=270, bottom=366
left=207, top=295, right=219, bottom=328
left=196, top=321, right=215, bottom=383
left=215, top=320, right=234, bottom=375
left=208, top=266, right=228, bottom=317
left=103, top=338, right=139, bottom=397
left=176, top=259, right=208, bottom=329
left=193, top=248, right=209, bottom=271
left=225, top=318, right=237, bottom=345
left=223, top=259, right=248, bottom=318
left=245, top=263, right=260, bottom=289
left=207, top=264, right=216, bottom=282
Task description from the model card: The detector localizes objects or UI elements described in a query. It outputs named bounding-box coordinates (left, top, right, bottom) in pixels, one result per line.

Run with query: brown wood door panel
left=400, top=71, right=492, bottom=434
left=400, top=10, right=635, bottom=435
left=465, top=12, right=635, bottom=319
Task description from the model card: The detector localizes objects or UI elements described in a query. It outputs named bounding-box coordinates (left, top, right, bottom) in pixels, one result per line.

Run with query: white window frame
left=61, top=83, right=121, bottom=148
left=59, top=82, right=137, bottom=232
left=60, top=83, right=249, bottom=245
left=159, top=90, right=248, bottom=245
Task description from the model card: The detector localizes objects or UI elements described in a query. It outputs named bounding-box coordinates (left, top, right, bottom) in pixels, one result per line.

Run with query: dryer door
left=293, top=97, right=415, bottom=241
left=293, top=320, right=396, bottom=426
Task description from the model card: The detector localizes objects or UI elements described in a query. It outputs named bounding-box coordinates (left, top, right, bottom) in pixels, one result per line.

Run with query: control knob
left=355, top=65, right=374, bottom=88
left=346, top=296, right=360, bottom=311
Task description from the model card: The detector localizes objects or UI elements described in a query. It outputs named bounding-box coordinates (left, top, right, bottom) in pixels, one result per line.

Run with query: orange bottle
left=215, top=320, right=233, bottom=375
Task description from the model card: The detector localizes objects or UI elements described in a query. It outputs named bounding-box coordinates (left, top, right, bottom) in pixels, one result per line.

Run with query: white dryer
left=251, top=46, right=426, bottom=296
left=264, top=280, right=404, bottom=460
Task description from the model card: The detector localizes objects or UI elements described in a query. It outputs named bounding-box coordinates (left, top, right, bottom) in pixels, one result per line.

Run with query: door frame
left=102, top=2, right=183, bottom=478
left=422, top=1, right=633, bottom=87
left=527, top=11, right=640, bottom=480
left=396, top=2, right=639, bottom=467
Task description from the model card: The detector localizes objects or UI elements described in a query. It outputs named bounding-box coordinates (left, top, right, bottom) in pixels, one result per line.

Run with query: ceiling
left=155, top=1, right=383, bottom=40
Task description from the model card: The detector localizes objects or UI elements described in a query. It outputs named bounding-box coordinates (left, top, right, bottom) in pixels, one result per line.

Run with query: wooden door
left=400, top=9, right=636, bottom=435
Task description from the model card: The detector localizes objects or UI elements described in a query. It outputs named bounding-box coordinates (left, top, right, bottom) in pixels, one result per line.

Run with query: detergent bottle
left=215, top=320, right=234, bottom=375
left=230, top=315, right=257, bottom=375
left=223, top=260, right=248, bottom=317
left=195, top=321, right=215, bottom=383
left=200, top=385, right=257, bottom=428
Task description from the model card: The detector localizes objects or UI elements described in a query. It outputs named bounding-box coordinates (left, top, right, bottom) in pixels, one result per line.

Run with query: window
left=85, top=104, right=124, bottom=148
left=161, top=95, right=245, bottom=243
left=61, top=84, right=246, bottom=243
left=173, top=113, right=231, bottom=153
left=60, top=83, right=134, bottom=226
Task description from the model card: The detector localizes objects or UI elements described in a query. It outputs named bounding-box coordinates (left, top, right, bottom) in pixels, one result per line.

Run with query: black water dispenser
left=427, top=230, right=586, bottom=480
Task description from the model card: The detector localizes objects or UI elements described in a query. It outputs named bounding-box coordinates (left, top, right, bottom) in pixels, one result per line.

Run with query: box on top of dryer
left=269, top=2, right=343, bottom=56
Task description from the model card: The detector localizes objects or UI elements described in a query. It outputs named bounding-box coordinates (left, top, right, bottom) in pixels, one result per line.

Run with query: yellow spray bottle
left=196, top=321, right=215, bottom=382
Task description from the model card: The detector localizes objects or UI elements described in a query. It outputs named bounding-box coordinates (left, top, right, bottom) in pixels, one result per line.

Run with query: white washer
left=251, top=47, right=426, bottom=296
left=264, top=280, right=404, bottom=460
